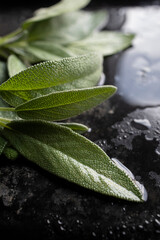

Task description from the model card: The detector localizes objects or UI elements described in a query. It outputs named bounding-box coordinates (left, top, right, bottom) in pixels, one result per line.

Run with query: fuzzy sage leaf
left=68, top=31, right=135, bottom=56
left=7, top=54, right=26, bottom=77
left=1, top=120, right=147, bottom=202
left=23, top=0, right=91, bottom=29
left=15, top=86, right=117, bottom=121
left=0, top=53, right=102, bottom=106
left=27, top=10, right=107, bottom=44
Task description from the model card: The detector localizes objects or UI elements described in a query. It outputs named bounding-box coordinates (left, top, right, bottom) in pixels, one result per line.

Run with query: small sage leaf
left=68, top=31, right=135, bottom=56
left=3, top=146, right=19, bottom=160
left=27, top=10, right=108, bottom=45
left=0, top=53, right=102, bottom=106
left=25, top=41, right=74, bottom=61
left=7, top=54, right=26, bottom=77
left=15, top=86, right=117, bottom=121
left=23, top=0, right=91, bottom=29
left=1, top=120, right=147, bottom=202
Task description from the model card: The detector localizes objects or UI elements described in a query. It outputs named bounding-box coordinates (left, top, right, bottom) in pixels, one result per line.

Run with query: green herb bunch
left=0, top=0, right=147, bottom=202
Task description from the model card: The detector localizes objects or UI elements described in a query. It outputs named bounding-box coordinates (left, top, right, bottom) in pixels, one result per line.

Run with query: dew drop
left=155, top=148, right=160, bottom=156
left=98, top=72, right=106, bottom=86
left=92, top=232, right=96, bottom=237
left=60, top=226, right=65, bottom=231
left=132, top=118, right=151, bottom=130
left=111, top=158, right=135, bottom=179
left=138, top=225, right=144, bottom=229
left=111, top=158, right=148, bottom=201
left=155, top=219, right=160, bottom=226
left=58, top=219, right=62, bottom=225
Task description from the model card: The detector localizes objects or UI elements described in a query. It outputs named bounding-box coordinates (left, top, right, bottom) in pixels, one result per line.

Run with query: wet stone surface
left=0, top=2, right=160, bottom=240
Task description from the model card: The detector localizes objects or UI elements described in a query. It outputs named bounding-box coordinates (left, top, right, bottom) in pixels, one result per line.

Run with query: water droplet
left=88, top=128, right=92, bottom=133
left=138, top=225, right=144, bottom=229
left=155, top=219, right=160, bottom=226
left=155, top=148, right=160, bottom=156
left=60, top=226, right=65, bottom=231
left=92, top=232, right=96, bottom=237
left=111, top=158, right=135, bottom=179
left=134, top=180, right=148, bottom=201
left=132, top=118, right=151, bottom=130
left=58, top=219, right=62, bottom=225
left=47, top=219, right=50, bottom=224
left=123, top=134, right=127, bottom=139
left=145, top=220, right=149, bottom=225
left=98, top=72, right=106, bottom=86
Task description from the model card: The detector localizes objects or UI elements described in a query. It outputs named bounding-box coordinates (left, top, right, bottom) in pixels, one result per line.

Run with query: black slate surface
left=0, top=1, right=160, bottom=240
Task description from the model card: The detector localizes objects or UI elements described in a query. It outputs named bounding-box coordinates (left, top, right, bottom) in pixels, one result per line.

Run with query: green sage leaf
left=15, top=86, right=117, bottom=121
left=3, top=146, right=19, bottom=160
left=0, top=53, right=102, bottom=106
left=27, top=10, right=107, bottom=44
left=25, top=41, right=74, bottom=62
left=1, top=120, right=147, bottom=202
left=23, top=0, right=91, bottom=29
left=7, top=54, right=26, bottom=77
left=68, top=31, right=135, bottom=56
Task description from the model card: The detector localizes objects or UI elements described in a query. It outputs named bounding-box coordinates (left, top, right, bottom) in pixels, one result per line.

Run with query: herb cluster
left=0, top=0, right=147, bottom=202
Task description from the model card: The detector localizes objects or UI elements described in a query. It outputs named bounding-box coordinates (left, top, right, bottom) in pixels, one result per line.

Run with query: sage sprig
left=0, top=0, right=134, bottom=63
left=0, top=53, right=147, bottom=202
left=0, top=0, right=147, bottom=202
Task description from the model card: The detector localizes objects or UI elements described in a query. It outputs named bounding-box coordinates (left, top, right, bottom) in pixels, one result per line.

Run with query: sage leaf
left=15, top=86, right=117, bottom=121
left=27, top=10, right=108, bottom=44
left=25, top=41, right=74, bottom=61
left=68, top=31, right=135, bottom=56
left=0, top=29, right=24, bottom=48
left=0, top=53, right=102, bottom=106
left=23, top=0, right=91, bottom=29
left=1, top=120, right=147, bottom=202
left=3, top=146, right=19, bottom=160
left=7, top=54, right=26, bottom=77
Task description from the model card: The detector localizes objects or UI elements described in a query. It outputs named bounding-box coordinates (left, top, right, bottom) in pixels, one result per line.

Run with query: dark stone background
left=0, top=1, right=160, bottom=239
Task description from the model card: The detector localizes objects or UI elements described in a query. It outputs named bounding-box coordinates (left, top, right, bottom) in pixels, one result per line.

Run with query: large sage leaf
left=0, top=53, right=102, bottom=106
left=23, top=0, right=91, bottom=29
left=68, top=31, right=135, bottom=56
left=1, top=120, right=147, bottom=202
left=27, top=10, right=107, bottom=44
left=15, top=86, right=117, bottom=121
left=7, top=54, right=26, bottom=77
